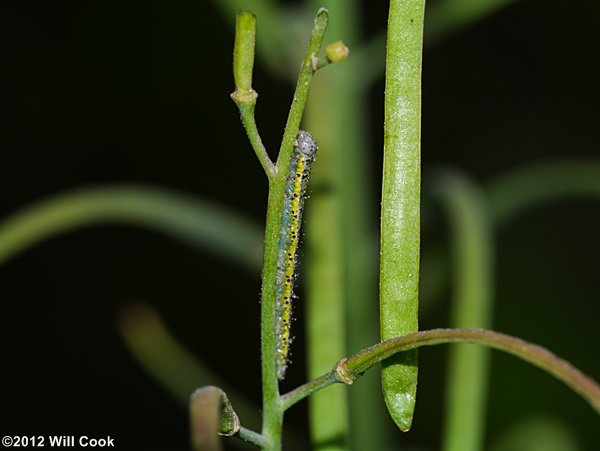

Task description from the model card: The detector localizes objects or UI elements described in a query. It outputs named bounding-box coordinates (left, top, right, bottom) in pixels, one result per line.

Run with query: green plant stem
left=257, top=10, right=329, bottom=451
left=489, top=417, right=581, bottom=451
left=0, top=185, right=262, bottom=269
left=380, top=0, right=425, bottom=432
left=272, top=9, right=329, bottom=173
left=345, top=329, right=600, bottom=414
left=119, top=302, right=259, bottom=427
left=119, top=302, right=306, bottom=451
left=237, top=427, right=270, bottom=449
left=305, top=0, right=379, bottom=449
left=337, top=1, right=520, bottom=91
left=304, top=156, right=349, bottom=451
left=280, top=372, right=339, bottom=412
left=487, top=160, right=600, bottom=226
left=232, top=11, right=257, bottom=94
left=432, top=171, right=494, bottom=451
left=211, top=0, right=285, bottom=76
left=280, top=328, right=600, bottom=416
left=231, top=11, right=276, bottom=179
left=237, top=102, right=276, bottom=179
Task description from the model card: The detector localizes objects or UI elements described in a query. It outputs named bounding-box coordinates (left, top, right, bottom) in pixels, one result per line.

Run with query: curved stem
left=231, top=11, right=276, bottom=179
left=119, top=302, right=260, bottom=428
left=488, top=159, right=600, bottom=226
left=0, top=185, right=263, bottom=269
left=431, top=171, right=494, bottom=451
left=211, top=0, right=286, bottom=77
left=238, top=102, right=276, bottom=179
left=236, top=427, right=270, bottom=449
left=280, top=372, right=338, bottom=412
left=280, top=328, right=600, bottom=417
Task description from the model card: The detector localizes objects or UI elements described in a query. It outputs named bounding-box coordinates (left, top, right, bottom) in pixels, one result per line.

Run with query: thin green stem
left=488, top=160, right=600, bottom=226
left=258, top=10, right=329, bottom=451
left=304, top=158, right=349, bottom=450
left=211, top=0, right=285, bottom=76
left=236, top=427, right=270, bottom=449
left=489, top=417, right=581, bottom=451
left=337, top=0, right=518, bottom=90
left=380, top=0, right=425, bottom=432
left=237, top=102, right=276, bottom=179
left=232, top=11, right=257, bottom=95
left=120, top=302, right=307, bottom=451
left=280, top=328, right=600, bottom=417
left=231, top=11, right=276, bottom=179
left=336, top=1, right=520, bottom=91
left=0, top=185, right=263, bottom=270
left=273, top=9, right=329, bottom=173
left=118, top=302, right=259, bottom=429
left=432, top=171, right=494, bottom=451
left=280, top=372, right=338, bottom=412
left=305, top=0, right=370, bottom=449
left=345, top=329, right=600, bottom=415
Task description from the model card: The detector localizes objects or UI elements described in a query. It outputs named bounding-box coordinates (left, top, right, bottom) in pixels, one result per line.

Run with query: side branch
left=231, top=10, right=276, bottom=179
left=235, top=101, right=276, bottom=179
left=280, top=328, right=600, bottom=415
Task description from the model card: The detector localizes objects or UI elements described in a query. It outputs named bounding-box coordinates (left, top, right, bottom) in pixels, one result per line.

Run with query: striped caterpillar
left=275, top=130, right=318, bottom=380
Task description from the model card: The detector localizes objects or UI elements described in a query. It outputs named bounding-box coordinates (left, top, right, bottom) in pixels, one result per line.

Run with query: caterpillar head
left=295, top=130, right=318, bottom=158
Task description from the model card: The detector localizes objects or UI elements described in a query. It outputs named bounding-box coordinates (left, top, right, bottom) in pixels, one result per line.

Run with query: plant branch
left=0, top=185, right=263, bottom=270
left=236, top=427, right=269, bottom=449
left=273, top=8, right=329, bottom=173
left=280, top=372, right=338, bottom=412
left=236, top=102, right=277, bottom=179
left=257, top=9, right=329, bottom=450
left=304, top=1, right=365, bottom=449
left=211, top=0, right=286, bottom=76
left=280, top=328, right=600, bottom=416
left=488, top=159, right=600, bottom=226
left=118, top=302, right=260, bottom=427
left=338, top=0, right=520, bottom=90
left=431, top=171, right=494, bottom=451
left=231, top=11, right=276, bottom=179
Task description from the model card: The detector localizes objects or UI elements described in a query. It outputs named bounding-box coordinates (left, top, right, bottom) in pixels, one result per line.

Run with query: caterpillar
left=275, top=130, right=318, bottom=380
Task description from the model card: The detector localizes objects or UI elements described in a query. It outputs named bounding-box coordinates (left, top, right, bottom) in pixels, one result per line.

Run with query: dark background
left=1, top=1, right=599, bottom=450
